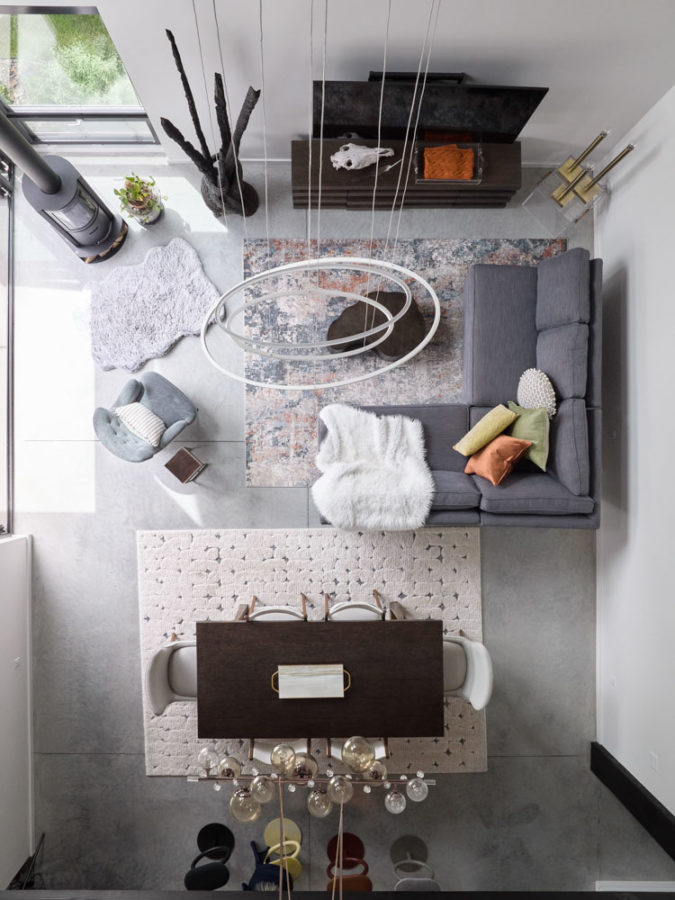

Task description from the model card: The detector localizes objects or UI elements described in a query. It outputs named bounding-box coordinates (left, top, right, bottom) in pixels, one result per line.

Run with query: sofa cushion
left=464, top=435, right=532, bottom=486
left=587, top=258, right=603, bottom=407
left=548, top=398, right=589, bottom=496
left=507, top=402, right=549, bottom=471
left=452, top=404, right=517, bottom=456
left=463, top=263, right=538, bottom=406
left=431, top=470, right=481, bottom=510
left=536, top=323, right=588, bottom=399
left=475, top=471, right=595, bottom=515
left=536, top=247, right=590, bottom=330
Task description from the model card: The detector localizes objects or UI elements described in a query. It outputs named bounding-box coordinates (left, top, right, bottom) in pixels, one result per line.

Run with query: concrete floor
left=12, top=154, right=675, bottom=890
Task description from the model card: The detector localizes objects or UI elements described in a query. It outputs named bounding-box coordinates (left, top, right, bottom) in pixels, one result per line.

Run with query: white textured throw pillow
left=113, top=402, right=166, bottom=448
left=517, top=368, right=557, bottom=419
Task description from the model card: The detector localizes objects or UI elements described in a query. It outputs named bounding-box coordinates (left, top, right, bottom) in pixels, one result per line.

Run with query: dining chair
left=443, top=630, right=494, bottom=711
left=324, top=590, right=385, bottom=621
left=145, top=634, right=197, bottom=715
left=327, top=737, right=389, bottom=762
left=248, top=738, right=310, bottom=765
left=247, top=594, right=308, bottom=621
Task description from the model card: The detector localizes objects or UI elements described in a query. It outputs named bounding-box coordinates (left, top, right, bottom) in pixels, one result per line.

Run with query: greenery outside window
left=0, top=8, right=156, bottom=144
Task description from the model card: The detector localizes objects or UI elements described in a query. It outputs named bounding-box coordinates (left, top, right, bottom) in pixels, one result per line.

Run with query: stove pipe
left=0, top=109, right=127, bottom=263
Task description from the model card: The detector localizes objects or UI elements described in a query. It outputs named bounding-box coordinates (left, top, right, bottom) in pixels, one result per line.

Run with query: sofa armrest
left=159, top=419, right=190, bottom=449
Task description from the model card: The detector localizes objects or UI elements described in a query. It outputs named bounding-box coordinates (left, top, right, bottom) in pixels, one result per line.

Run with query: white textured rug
left=138, top=527, right=485, bottom=776
left=88, top=237, right=220, bottom=371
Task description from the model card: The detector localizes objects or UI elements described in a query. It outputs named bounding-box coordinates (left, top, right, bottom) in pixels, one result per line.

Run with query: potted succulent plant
left=114, top=173, right=166, bottom=225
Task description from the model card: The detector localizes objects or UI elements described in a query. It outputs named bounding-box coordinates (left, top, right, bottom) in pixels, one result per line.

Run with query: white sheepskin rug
left=312, top=403, right=434, bottom=530
left=87, top=237, right=220, bottom=371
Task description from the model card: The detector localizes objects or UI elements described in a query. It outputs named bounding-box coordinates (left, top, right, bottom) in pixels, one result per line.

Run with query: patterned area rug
left=244, top=237, right=565, bottom=486
left=138, top=527, right=483, bottom=776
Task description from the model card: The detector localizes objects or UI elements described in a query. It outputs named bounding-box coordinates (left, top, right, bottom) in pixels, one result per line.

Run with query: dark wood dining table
left=196, top=619, right=444, bottom=739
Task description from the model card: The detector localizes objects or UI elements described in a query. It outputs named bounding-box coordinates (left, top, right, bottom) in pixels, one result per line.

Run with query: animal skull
left=330, top=142, right=395, bottom=171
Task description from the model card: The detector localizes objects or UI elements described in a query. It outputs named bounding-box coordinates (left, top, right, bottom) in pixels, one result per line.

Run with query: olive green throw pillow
left=507, top=401, right=550, bottom=471
left=452, top=404, right=518, bottom=457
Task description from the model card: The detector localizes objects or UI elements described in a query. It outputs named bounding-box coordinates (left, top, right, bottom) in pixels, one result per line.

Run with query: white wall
left=0, top=535, right=33, bottom=886
left=31, top=0, right=675, bottom=165
left=109, top=0, right=675, bottom=165
left=595, top=83, right=675, bottom=814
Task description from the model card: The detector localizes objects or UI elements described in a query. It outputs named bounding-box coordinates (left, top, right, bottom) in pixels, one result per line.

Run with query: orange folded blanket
left=423, top=144, right=475, bottom=180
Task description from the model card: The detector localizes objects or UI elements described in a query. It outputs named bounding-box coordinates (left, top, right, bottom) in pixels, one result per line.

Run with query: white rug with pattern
left=138, top=527, right=485, bottom=776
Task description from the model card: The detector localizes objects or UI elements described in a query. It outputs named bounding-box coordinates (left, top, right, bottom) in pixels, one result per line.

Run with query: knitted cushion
left=424, top=144, right=475, bottom=180
left=113, top=402, right=166, bottom=448
left=517, top=369, right=557, bottom=419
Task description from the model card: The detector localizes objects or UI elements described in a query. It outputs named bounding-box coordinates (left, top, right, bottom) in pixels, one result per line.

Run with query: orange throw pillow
left=464, top=435, right=532, bottom=486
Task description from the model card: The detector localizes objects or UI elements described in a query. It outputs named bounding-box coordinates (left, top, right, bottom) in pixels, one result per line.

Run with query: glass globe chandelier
left=191, top=740, right=433, bottom=819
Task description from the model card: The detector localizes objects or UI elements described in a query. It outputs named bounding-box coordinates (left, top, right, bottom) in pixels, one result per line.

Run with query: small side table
left=522, top=168, right=604, bottom=237
left=164, top=447, right=206, bottom=483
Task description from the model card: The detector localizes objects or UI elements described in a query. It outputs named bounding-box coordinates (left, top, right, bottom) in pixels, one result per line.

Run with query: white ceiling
left=35, top=0, right=675, bottom=164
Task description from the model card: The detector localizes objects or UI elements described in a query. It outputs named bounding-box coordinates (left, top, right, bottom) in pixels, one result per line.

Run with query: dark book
left=164, top=447, right=206, bottom=483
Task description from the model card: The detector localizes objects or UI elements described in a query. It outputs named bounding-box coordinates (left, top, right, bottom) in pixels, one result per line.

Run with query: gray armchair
left=93, top=372, right=197, bottom=462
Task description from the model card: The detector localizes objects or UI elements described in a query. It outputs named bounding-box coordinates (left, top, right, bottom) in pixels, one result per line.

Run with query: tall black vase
left=200, top=175, right=259, bottom=218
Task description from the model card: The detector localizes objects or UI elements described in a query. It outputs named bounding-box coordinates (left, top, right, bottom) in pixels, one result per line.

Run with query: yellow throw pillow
left=452, top=404, right=518, bottom=457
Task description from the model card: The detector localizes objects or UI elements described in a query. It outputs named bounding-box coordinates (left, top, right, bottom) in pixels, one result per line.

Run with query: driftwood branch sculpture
left=160, top=29, right=260, bottom=216
left=165, top=29, right=211, bottom=165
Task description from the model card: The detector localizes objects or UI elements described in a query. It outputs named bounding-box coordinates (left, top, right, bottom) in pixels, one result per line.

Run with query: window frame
left=0, top=6, right=158, bottom=146
left=0, top=150, right=13, bottom=535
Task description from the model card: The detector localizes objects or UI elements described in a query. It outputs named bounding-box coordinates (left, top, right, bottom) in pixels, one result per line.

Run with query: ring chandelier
left=200, top=0, right=442, bottom=391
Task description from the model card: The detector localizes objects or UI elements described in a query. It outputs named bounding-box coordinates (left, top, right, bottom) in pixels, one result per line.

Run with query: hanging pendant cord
left=212, top=0, right=249, bottom=234
left=259, top=0, right=271, bottom=265
left=306, top=0, right=315, bottom=261
left=192, top=0, right=227, bottom=229
left=315, top=0, right=329, bottom=262
left=363, top=0, right=392, bottom=342
left=382, top=0, right=437, bottom=257
left=392, top=0, right=441, bottom=249
left=367, top=0, right=392, bottom=268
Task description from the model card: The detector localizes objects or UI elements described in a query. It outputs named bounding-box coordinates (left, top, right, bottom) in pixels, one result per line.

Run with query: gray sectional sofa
left=319, top=247, right=602, bottom=528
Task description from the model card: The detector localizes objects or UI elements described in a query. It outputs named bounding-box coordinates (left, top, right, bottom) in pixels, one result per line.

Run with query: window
left=0, top=9, right=156, bottom=144
left=0, top=152, right=11, bottom=533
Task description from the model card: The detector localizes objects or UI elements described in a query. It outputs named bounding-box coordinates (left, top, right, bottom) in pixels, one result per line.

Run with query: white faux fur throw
left=312, top=403, right=434, bottom=530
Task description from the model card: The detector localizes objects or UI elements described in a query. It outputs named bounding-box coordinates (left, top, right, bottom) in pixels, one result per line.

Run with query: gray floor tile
left=481, top=527, right=596, bottom=757
left=35, top=752, right=674, bottom=892
left=33, top=751, right=312, bottom=890
left=597, top=781, right=675, bottom=881
left=307, top=756, right=599, bottom=892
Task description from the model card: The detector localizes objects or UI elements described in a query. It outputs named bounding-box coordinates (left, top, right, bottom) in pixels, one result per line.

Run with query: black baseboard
left=591, top=741, right=675, bottom=861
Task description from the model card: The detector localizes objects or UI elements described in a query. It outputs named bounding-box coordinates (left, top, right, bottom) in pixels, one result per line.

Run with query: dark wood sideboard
left=291, top=138, right=521, bottom=209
